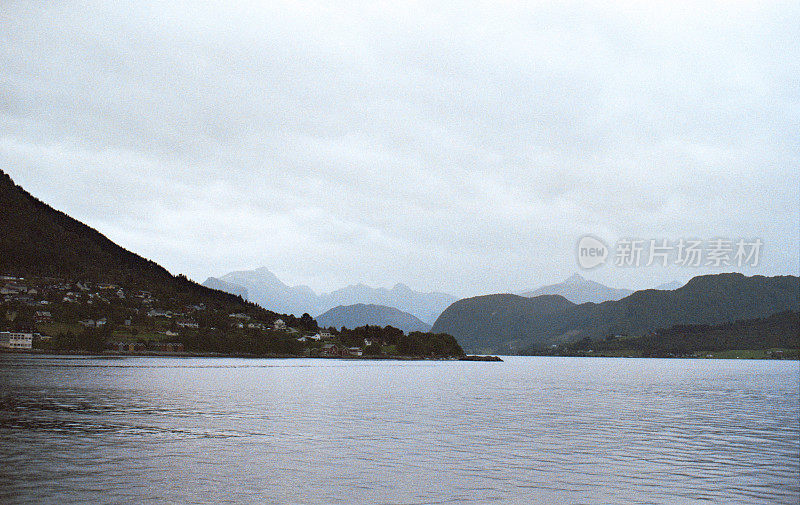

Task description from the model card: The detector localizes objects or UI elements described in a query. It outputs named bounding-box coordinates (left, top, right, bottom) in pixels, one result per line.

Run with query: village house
left=272, top=319, right=286, bottom=330
left=0, top=331, right=34, bottom=350
left=363, top=337, right=384, bottom=348
left=63, top=292, right=80, bottom=303
left=320, top=343, right=341, bottom=356
left=116, top=342, right=146, bottom=353
left=79, top=318, right=107, bottom=328
left=1, top=283, right=28, bottom=294
left=150, top=342, right=184, bottom=353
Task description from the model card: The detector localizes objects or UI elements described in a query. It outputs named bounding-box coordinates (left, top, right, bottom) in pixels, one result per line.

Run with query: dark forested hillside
left=316, top=304, right=431, bottom=333
left=433, top=273, right=800, bottom=354
left=430, top=294, right=576, bottom=353
left=0, top=169, right=285, bottom=320
left=524, top=310, right=800, bottom=358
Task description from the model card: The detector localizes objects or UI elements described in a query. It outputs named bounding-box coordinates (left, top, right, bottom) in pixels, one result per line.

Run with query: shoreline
left=3, top=349, right=797, bottom=360
left=0, top=349, right=503, bottom=362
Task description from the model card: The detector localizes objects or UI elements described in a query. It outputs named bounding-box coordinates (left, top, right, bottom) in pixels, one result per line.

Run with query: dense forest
left=524, top=310, right=799, bottom=358
left=334, top=325, right=465, bottom=358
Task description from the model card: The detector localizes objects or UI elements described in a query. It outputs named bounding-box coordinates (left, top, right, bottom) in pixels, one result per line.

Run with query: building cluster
left=1, top=276, right=45, bottom=305
left=0, top=331, right=36, bottom=350
left=1, top=274, right=388, bottom=357
left=313, top=343, right=363, bottom=357
left=1, top=275, right=135, bottom=307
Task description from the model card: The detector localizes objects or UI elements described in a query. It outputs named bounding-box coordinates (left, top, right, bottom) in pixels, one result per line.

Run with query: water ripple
left=0, top=356, right=797, bottom=505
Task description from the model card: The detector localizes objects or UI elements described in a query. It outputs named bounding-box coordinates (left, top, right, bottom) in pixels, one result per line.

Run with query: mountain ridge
left=204, top=268, right=457, bottom=324
left=432, top=273, right=800, bottom=354
left=316, top=304, right=432, bottom=333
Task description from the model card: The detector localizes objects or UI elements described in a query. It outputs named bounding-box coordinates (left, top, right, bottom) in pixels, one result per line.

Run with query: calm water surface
left=0, top=355, right=798, bottom=504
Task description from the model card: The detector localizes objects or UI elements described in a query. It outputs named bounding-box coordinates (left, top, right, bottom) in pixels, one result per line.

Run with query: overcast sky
left=2, top=0, right=798, bottom=297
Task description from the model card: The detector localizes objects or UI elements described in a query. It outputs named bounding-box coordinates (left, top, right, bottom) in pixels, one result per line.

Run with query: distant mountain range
left=316, top=304, right=432, bottom=333
left=654, top=280, right=684, bottom=291
left=204, top=268, right=319, bottom=319
left=203, top=268, right=457, bottom=324
left=432, top=273, right=800, bottom=354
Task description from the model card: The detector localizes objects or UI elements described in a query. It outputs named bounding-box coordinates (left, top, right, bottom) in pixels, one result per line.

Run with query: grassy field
left=36, top=322, right=84, bottom=336
left=110, top=330, right=172, bottom=342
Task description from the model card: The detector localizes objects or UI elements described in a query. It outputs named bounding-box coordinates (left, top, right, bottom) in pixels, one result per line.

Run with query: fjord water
left=0, top=356, right=797, bottom=504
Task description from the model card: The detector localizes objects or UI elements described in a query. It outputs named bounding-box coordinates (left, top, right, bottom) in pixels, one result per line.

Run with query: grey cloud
left=1, top=0, right=798, bottom=297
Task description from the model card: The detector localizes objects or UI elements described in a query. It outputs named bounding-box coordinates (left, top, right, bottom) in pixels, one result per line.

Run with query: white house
left=312, top=331, right=331, bottom=340
left=273, top=319, right=286, bottom=330
left=0, top=331, right=34, bottom=350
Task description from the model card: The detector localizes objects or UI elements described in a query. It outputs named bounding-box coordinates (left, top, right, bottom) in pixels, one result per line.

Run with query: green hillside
left=432, top=273, right=800, bottom=354
left=525, top=310, right=800, bottom=358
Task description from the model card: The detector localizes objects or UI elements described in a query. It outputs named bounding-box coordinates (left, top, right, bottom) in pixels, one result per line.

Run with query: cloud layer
left=2, top=0, right=798, bottom=296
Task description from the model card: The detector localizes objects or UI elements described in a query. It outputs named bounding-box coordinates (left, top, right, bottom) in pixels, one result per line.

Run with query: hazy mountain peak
left=220, top=267, right=286, bottom=288
left=564, top=273, right=586, bottom=284
left=205, top=267, right=457, bottom=323
left=521, top=275, right=632, bottom=304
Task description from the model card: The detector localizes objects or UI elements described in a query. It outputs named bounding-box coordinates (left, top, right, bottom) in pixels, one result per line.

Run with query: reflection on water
left=1, top=355, right=798, bottom=504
